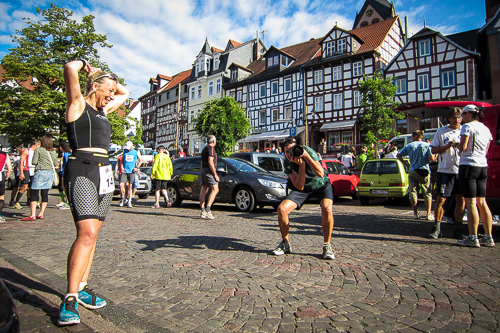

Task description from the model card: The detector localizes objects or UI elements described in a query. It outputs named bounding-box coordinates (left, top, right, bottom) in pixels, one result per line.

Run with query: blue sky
left=0, top=0, right=487, bottom=100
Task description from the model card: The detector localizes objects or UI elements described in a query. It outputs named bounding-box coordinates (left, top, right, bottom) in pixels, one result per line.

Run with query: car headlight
left=258, top=179, right=285, bottom=189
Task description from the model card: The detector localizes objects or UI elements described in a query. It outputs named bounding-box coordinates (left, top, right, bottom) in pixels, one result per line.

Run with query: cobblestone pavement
left=0, top=192, right=499, bottom=333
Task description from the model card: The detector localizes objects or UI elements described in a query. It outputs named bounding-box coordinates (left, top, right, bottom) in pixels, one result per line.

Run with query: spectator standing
left=318, top=138, right=327, bottom=155
left=21, top=136, right=58, bottom=220
left=178, top=147, right=186, bottom=158
left=18, top=140, right=40, bottom=206
left=115, top=151, right=127, bottom=206
left=397, top=130, right=434, bottom=220
left=270, top=144, right=278, bottom=154
left=272, top=136, right=335, bottom=260
left=456, top=105, right=495, bottom=247
left=189, top=150, right=194, bottom=157
left=199, top=135, right=219, bottom=219
left=341, top=150, right=354, bottom=170
left=357, top=146, right=368, bottom=171
left=428, top=108, right=464, bottom=239
left=9, top=146, right=23, bottom=207
left=385, top=146, right=398, bottom=159
left=0, top=148, right=12, bottom=223
left=56, top=141, right=71, bottom=210
left=150, top=145, right=173, bottom=208
left=278, top=146, right=284, bottom=155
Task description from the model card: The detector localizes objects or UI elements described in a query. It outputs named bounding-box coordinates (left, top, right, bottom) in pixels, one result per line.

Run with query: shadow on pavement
left=136, top=235, right=269, bottom=253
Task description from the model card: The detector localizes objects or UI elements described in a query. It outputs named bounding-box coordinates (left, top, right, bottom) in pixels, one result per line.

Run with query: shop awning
left=239, top=128, right=304, bottom=143
left=320, top=120, right=356, bottom=132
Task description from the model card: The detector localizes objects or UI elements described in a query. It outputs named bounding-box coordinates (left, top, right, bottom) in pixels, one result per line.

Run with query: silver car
left=109, top=159, right=152, bottom=199
left=167, top=157, right=287, bottom=212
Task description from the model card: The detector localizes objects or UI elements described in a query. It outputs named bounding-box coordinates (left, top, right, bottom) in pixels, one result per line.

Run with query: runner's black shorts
left=16, top=170, right=30, bottom=187
left=284, top=182, right=334, bottom=210
left=201, top=168, right=218, bottom=186
left=458, top=165, right=488, bottom=198
left=119, top=173, right=135, bottom=184
left=64, top=151, right=113, bottom=222
left=435, top=172, right=457, bottom=198
left=0, top=180, right=5, bottom=196
left=153, top=179, right=168, bottom=191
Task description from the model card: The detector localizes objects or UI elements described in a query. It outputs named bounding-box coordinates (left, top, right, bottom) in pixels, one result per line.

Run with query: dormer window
left=267, top=55, right=279, bottom=68
left=206, top=59, right=211, bottom=72
left=325, top=41, right=335, bottom=57
left=418, top=39, right=431, bottom=57
left=214, top=54, right=220, bottom=70
left=200, top=60, right=205, bottom=71
left=337, top=38, right=347, bottom=53
left=195, top=63, right=200, bottom=76
left=231, top=69, right=237, bottom=80
left=281, top=55, right=292, bottom=67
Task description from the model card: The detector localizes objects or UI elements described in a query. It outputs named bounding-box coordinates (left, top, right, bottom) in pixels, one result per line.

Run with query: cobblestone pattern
left=0, top=195, right=499, bottom=332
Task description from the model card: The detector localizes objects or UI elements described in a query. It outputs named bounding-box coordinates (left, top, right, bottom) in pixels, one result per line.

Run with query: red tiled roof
left=229, top=39, right=241, bottom=48
left=0, top=64, right=35, bottom=91
left=159, top=69, right=192, bottom=93
left=150, top=78, right=158, bottom=83
left=350, top=16, right=398, bottom=54
left=212, top=47, right=224, bottom=53
left=157, top=74, right=172, bottom=80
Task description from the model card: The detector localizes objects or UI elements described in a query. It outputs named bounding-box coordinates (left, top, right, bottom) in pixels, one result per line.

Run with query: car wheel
left=359, top=197, right=369, bottom=205
left=138, top=193, right=149, bottom=200
left=352, top=186, right=359, bottom=200
left=167, top=184, right=182, bottom=206
left=234, top=186, right=255, bottom=212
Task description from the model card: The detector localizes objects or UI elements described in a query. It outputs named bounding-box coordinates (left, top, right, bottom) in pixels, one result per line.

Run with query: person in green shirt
left=357, top=145, right=368, bottom=171
left=271, top=136, right=335, bottom=260
left=150, top=145, right=173, bottom=208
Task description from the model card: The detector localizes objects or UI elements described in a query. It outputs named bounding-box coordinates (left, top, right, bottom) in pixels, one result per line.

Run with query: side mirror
left=216, top=167, right=227, bottom=175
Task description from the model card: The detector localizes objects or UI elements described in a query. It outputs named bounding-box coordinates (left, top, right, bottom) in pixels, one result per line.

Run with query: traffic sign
left=289, top=126, right=297, bottom=136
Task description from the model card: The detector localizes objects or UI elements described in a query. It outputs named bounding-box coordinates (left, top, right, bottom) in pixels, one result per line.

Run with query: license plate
left=139, top=185, right=146, bottom=189
left=371, top=189, right=389, bottom=195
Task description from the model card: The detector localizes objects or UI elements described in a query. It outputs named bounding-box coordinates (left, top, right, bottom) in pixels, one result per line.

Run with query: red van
left=426, top=101, right=499, bottom=214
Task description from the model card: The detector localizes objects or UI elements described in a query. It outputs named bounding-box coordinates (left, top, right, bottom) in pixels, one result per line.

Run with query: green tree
left=132, top=119, right=143, bottom=147
left=107, top=106, right=131, bottom=147
left=357, top=71, right=403, bottom=159
left=0, top=4, right=113, bottom=145
left=194, top=97, right=251, bottom=156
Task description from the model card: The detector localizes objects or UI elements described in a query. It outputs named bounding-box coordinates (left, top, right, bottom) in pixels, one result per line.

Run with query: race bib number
left=99, top=165, right=114, bottom=195
left=125, top=155, right=135, bottom=162
left=0, top=172, right=3, bottom=182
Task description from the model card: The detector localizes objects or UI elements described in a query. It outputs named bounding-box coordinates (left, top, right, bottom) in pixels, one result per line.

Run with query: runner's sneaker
left=57, top=296, right=80, bottom=326
left=59, top=203, right=70, bottom=210
left=479, top=235, right=496, bottom=247
left=9, top=200, right=15, bottom=207
left=13, top=202, right=22, bottom=209
left=0, top=216, right=5, bottom=223
left=322, top=243, right=335, bottom=259
left=426, top=214, right=435, bottom=221
left=201, top=210, right=208, bottom=219
left=272, top=240, right=292, bottom=256
left=119, top=198, right=125, bottom=207
left=413, top=213, right=419, bottom=219
left=77, top=285, right=107, bottom=309
left=56, top=202, right=65, bottom=207
left=205, top=210, right=214, bottom=220
left=151, top=203, right=160, bottom=209
left=443, top=216, right=455, bottom=225
left=457, top=236, right=480, bottom=248
left=127, top=200, right=133, bottom=208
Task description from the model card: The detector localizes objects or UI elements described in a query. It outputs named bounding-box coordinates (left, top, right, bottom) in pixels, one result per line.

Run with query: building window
left=329, top=132, right=340, bottom=146
left=197, top=85, right=202, bottom=99
left=394, top=77, right=407, bottom=95
left=281, top=55, right=292, bottom=67
left=267, top=57, right=273, bottom=67
left=396, top=118, right=407, bottom=134
left=441, top=69, right=456, bottom=88
left=200, top=60, right=205, bottom=71
left=175, top=88, right=179, bottom=96
left=333, top=65, right=342, bottom=81
left=337, top=38, right=346, bottom=53
left=206, top=59, right=210, bottom=72
left=333, top=93, right=343, bottom=110
left=166, top=91, right=170, bottom=99
left=285, top=106, right=292, bottom=119
left=353, top=90, right=362, bottom=107
left=208, top=81, right=214, bottom=96
left=284, top=77, right=292, bottom=92
left=259, top=111, right=266, bottom=125
left=216, top=78, right=221, bottom=93
left=342, top=132, right=353, bottom=144
left=214, top=55, right=220, bottom=70
left=314, top=96, right=324, bottom=112
left=325, top=41, right=335, bottom=57
left=314, top=70, right=323, bottom=84
left=230, top=92, right=235, bottom=100
left=417, top=73, right=430, bottom=91
left=272, top=108, right=278, bottom=122
left=353, top=61, right=363, bottom=77
left=259, top=84, right=266, bottom=98
left=195, top=63, right=199, bottom=76
left=237, top=91, right=242, bottom=101
left=191, top=87, right=195, bottom=100
left=271, top=81, right=278, bottom=95
left=419, top=39, right=431, bottom=57
left=231, top=69, right=237, bottom=80
left=274, top=56, right=279, bottom=66
left=158, top=94, right=162, bottom=102
left=420, top=118, right=432, bottom=130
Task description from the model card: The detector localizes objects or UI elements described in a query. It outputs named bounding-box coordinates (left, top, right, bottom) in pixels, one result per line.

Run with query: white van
left=385, top=129, right=439, bottom=152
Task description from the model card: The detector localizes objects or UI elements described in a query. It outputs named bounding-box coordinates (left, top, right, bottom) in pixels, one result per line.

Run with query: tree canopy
left=357, top=71, right=403, bottom=158
left=193, top=97, right=251, bottom=156
left=0, top=4, right=125, bottom=146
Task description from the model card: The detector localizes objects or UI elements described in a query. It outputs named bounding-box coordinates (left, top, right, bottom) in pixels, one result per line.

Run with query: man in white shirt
left=428, top=108, right=464, bottom=239
left=341, top=152, right=353, bottom=170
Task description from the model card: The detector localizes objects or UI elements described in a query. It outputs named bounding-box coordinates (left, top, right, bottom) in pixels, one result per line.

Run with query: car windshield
left=363, top=161, right=400, bottom=174
left=140, top=149, right=153, bottom=155
left=226, top=158, right=268, bottom=173
left=140, top=167, right=152, bottom=175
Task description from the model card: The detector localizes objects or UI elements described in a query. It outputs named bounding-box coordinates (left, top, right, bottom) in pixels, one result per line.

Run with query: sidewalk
left=1, top=193, right=499, bottom=332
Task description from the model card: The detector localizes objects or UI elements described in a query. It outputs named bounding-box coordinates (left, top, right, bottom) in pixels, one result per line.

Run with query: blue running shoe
left=78, top=285, right=107, bottom=309
left=57, top=296, right=80, bottom=326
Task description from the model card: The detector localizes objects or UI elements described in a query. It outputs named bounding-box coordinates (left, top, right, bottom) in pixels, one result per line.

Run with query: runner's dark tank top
left=67, top=103, right=112, bottom=151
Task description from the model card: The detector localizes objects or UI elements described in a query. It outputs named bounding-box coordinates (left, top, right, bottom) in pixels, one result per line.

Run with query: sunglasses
left=91, top=73, right=118, bottom=84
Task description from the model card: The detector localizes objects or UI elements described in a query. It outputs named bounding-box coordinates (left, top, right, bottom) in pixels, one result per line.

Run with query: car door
left=215, top=159, right=235, bottom=202
left=324, top=161, right=342, bottom=194
left=177, top=158, right=202, bottom=199
left=334, top=162, right=354, bottom=195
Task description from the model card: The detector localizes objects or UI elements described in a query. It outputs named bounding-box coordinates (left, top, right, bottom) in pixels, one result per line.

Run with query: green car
left=358, top=158, right=410, bottom=205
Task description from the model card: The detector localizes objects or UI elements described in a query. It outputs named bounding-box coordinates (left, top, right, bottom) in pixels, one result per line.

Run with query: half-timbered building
left=385, top=27, right=480, bottom=133
left=302, top=15, right=404, bottom=153
left=226, top=40, right=321, bottom=150
left=140, top=74, right=171, bottom=148
left=155, top=69, right=192, bottom=155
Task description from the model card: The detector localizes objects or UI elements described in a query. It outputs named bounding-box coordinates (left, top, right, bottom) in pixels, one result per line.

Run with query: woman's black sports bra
left=67, top=103, right=112, bottom=151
